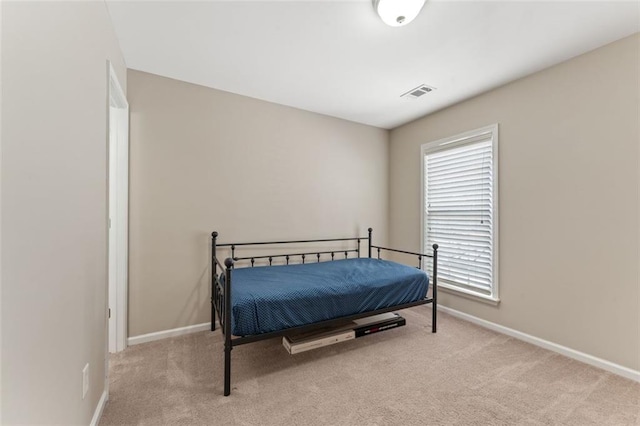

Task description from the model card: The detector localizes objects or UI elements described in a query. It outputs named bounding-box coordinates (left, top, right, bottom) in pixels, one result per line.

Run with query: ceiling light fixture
left=373, top=0, right=426, bottom=27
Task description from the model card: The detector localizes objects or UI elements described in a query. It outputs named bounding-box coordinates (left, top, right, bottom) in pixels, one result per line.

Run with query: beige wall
left=389, top=34, right=639, bottom=370
left=1, top=2, right=126, bottom=423
left=128, top=70, right=389, bottom=337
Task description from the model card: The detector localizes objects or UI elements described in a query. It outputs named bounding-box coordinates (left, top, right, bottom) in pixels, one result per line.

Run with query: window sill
left=436, top=283, right=500, bottom=306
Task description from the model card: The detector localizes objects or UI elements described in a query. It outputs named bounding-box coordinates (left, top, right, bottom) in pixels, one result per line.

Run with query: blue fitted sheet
left=228, top=258, right=429, bottom=336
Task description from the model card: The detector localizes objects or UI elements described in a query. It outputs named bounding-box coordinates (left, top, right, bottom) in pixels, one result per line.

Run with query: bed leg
left=224, top=343, right=232, bottom=396
left=211, top=306, right=216, bottom=331
left=431, top=244, right=438, bottom=333
left=432, top=296, right=437, bottom=333
left=223, top=258, right=234, bottom=396
left=211, top=232, right=218, bottom=331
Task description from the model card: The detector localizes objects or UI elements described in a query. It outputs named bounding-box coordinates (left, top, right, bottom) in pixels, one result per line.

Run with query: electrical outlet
left=82, top=363, right=89, bottom=399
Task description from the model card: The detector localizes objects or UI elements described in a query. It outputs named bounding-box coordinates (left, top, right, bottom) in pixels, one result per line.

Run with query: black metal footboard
left=210, top=228, right=438, bottom=396
left=370, top=243, right=439, bottom=333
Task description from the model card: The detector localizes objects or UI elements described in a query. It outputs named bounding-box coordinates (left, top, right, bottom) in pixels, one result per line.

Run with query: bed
left=211, top=228, right=438, bottom=396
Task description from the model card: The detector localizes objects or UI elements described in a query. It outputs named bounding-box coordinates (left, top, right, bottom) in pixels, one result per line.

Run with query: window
left=421, top=124, right=499, bottom=303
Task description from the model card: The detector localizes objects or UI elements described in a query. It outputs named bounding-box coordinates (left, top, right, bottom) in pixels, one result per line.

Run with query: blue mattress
left=228, top=258, right=429, bottom=336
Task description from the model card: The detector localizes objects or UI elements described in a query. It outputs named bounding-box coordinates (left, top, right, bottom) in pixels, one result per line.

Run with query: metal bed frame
left=211, top=228, right=438, bottom=396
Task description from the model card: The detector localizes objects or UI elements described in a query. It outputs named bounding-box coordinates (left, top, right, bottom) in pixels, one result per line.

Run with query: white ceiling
left=106, top=0, right=639, bottom=129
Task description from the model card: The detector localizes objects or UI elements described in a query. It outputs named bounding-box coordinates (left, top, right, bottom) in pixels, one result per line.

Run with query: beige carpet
left=100, top=308, right=639, bottom=425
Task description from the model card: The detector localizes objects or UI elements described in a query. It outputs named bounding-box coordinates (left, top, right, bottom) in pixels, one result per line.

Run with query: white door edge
left=107, top=61, right=129, bottom=355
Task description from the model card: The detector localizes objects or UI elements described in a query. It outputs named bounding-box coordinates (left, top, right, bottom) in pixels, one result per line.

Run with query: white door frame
left=108, top=62, right=129, bottom=354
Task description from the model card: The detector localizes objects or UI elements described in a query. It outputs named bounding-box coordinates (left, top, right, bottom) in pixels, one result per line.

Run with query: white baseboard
left=128, top=322, right=212, bottom=346
left=435, top=305, right=640, bottom=383
left=90, top=389, right=108, bottom=426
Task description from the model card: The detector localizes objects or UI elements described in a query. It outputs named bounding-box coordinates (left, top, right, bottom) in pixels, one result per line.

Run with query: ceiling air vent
left=401, top=84, right=436, bottom=99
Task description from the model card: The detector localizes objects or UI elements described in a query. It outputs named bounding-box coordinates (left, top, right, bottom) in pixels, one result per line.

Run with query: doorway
left=108, top=63, right=129, bottom=353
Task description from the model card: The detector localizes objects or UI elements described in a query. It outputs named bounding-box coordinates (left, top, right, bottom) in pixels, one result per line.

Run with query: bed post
left=432, top=244, right=438, bottom=333
left=223, top=257, right=234, bottom=396
left=368, top=228, right=373, bottom=258
left=211, top=232, right=218, bottom=332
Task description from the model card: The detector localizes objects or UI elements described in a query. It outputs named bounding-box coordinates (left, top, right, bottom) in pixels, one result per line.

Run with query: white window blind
left=423, top=126, right=498, bottom=300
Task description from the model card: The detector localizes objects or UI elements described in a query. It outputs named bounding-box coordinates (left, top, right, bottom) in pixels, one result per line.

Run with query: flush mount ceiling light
left=373, top=0, right=426, bottom=27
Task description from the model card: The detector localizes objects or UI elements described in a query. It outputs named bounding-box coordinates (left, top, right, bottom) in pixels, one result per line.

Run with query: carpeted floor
left=100, top=308, right=639, bottom=425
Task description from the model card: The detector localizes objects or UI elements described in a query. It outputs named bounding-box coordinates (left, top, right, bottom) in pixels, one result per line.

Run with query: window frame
left=420, top=124, right=500, bottom=304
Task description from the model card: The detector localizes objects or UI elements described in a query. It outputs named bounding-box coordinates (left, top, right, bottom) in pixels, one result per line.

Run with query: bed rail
left=233, top=249, right=360, bottom=266
left=371, top=245, right=433, bottom=269
left=218, top=234, right=368, bottom=264
left=210, top=228, right=438, bottom=396
left=217, top=236, right=364, bottom=247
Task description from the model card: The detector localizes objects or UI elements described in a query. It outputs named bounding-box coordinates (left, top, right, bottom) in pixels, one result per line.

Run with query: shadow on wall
left=174, top=236, right=211, bottom=329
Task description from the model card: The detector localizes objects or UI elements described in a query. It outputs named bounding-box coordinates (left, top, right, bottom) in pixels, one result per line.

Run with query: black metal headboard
left=213, top=228, right=373, bottom=268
